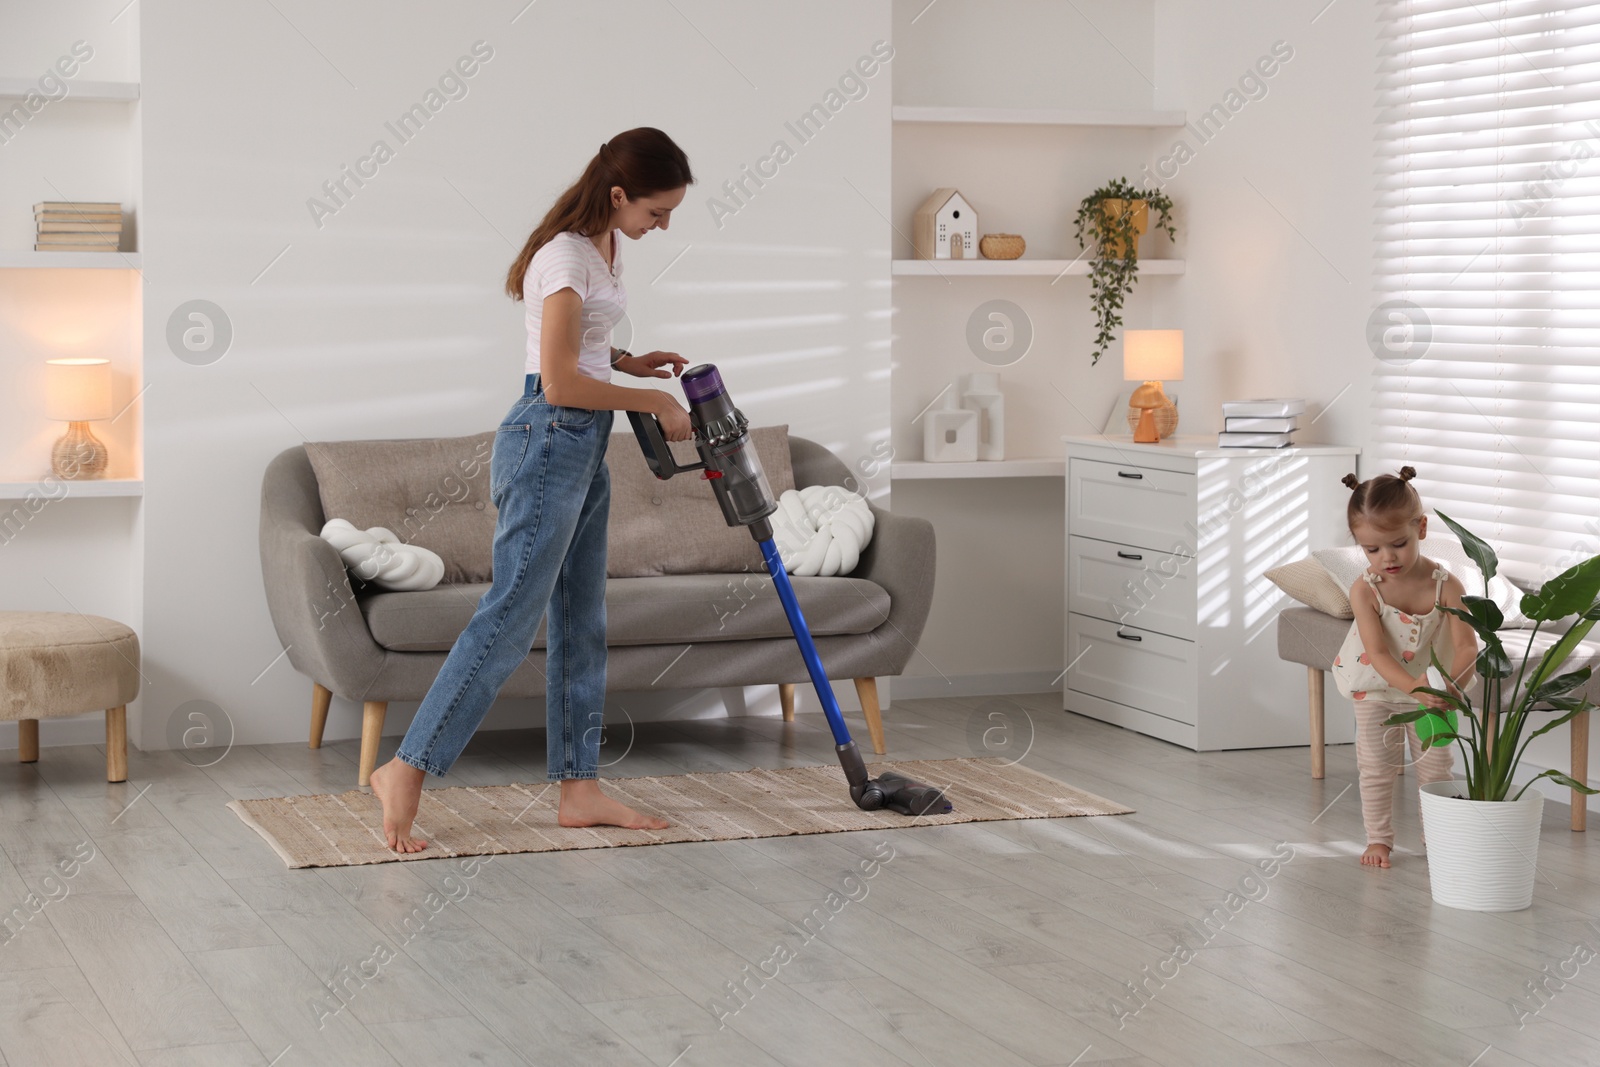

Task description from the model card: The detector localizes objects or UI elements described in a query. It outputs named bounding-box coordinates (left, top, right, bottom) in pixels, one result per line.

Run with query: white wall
left=135, top=1, right=892, bottom=749
left=887, top=0, right=1159, bottom=697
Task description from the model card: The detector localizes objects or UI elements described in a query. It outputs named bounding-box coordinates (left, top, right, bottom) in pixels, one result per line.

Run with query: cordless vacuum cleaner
left=628, top=364, right=951, bottom=816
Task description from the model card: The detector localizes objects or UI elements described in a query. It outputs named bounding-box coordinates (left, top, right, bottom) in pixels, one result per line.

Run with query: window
left=1373, top=0, right=1600, bottom=582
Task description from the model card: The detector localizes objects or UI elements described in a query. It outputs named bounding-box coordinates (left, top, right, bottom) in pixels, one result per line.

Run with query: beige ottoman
left=0, top=612, right=140, bottom=782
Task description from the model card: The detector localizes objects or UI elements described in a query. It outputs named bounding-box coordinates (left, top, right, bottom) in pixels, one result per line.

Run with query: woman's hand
left=621, top=350, right=689, bottom=379
left=653, top=392, right=693, bottom=442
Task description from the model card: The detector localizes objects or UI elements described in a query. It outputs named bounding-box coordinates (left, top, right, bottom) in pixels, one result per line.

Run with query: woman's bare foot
left=558, top=779, right=670, bottom=830
left=1361, top=843, right=1392, bottom=868
left=369, top=758, right=429, bottom=853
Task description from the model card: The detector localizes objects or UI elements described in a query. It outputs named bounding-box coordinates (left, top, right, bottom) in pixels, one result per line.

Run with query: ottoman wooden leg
left=1573, top=707, right=1589, bottom=832
left=359, top=701, right=386, bottom=787
left=310, top=683, right=332, bottom=749
left=106, top=706, right=127, bottom=783
left=18, top=719, right=39, bottom=763
left=779, top=683, right=795, bottom=722
left=1308, top=667, right=1326, bottom=780
left=854, top=677, right=886, bottom=755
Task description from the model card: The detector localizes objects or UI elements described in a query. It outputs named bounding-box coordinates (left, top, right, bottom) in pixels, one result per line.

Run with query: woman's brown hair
left=1342, top=466, right=1423, bottom=534
left=505, top=127, right=694, bottom=300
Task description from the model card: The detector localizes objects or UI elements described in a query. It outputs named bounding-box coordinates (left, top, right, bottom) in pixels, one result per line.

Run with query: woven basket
left=979, top=233, right=1025, bottom=260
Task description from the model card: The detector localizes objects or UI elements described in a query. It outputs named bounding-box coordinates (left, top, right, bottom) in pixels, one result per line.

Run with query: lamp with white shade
left=45, top=358, right=113, bottom=479
left=1123, top=329, right=1183, bottom=443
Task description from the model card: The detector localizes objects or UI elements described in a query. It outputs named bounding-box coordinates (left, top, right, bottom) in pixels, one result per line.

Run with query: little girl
left=1330, top=467, right=1478, bottom=868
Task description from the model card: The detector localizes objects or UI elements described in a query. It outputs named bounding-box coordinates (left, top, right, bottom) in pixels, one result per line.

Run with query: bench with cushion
left=259, top=427, right=935, bottom=785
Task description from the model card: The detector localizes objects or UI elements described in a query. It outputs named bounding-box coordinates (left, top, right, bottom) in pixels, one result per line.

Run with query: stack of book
left=1217, top=398, right=1306, bottom=448
left=34, top=201, right=123, bottom=252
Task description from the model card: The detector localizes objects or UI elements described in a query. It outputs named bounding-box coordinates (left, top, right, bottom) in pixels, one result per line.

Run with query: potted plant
left=1386, top=511, right=1598, bottom=911
left=1074, top=178, right=1176, bottom=365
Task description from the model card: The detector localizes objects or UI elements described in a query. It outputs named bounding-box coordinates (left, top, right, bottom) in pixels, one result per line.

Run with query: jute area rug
left=227, top=757, right=1134, bottom=869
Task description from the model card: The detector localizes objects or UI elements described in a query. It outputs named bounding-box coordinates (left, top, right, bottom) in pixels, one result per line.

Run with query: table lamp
left=1123, top=329, right=1183, bottom=444
left=45, top=357, right=113, bottom=479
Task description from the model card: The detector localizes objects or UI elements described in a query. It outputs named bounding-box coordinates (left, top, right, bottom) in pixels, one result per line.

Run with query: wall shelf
left=0, top=479, right=143, bottom=500
left=892, top=258, right=1184, bottom=277
left=0, top=78, right=139, bottom=102
left=893, top=106, right=1186, bottom=128
left=892, top=458, right=1065, bottom=480
left=0, top=251, right=140, bottom=269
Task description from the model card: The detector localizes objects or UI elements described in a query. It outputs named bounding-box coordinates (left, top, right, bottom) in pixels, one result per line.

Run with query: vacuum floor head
left=863, top=771, right=952, bottom=816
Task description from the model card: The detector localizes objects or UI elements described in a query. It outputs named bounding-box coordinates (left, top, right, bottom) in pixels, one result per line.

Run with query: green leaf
left=1522, top=556, right=1600, bottom=621
left=1513, top=769, right=1600, bottom=801
left=1433, top=510, right=1498, bottom=586
left=1476, top=632, right=1512, bottom=680
left=1525, top=700, right=1594, bottom=743
left=1383, top=709, right=1429, bottom=726
left=1532, top=667, right=1592, bottom=703
left=1523, top=618, right=1597, bottom=696
left=1458, top=595, right=1504, bottom=634
left=1440, top=604, right=1497, bottom=643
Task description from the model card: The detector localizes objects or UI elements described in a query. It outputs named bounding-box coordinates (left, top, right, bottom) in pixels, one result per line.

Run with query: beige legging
left=1354, top=698, right=1457, bottom=848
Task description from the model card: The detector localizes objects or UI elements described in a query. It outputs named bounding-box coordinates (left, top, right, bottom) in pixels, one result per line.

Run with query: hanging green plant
left=1074, top=178, right=1177, bottom=365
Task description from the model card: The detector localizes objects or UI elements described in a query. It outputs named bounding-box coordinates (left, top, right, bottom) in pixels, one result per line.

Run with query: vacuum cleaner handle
left=626, top=409, right=703, bottom=481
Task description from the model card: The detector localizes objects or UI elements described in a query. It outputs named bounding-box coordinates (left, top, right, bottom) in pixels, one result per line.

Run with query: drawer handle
left=1116, top=470, right=1144, bottom=480
left=1116, top=631, right=1144, bottom=642
left=1117, top=551, right=1143, bottom=561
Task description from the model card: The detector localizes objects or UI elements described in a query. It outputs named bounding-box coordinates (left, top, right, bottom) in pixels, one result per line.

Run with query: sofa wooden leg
left=779, top=683, right=796, bottom=722
left=1573, top=708, right=1589, bottom=832
left=359, top=701, right=386, bottom=787
left=310, top=683, right=332, bottom=749
left=854, top=677, right=885, bottom=755
left=17, top=719, right=38, bottom=763
left=1308, top=667, right=1325, bottom=780
left=106, top=706, right=127, bottom=783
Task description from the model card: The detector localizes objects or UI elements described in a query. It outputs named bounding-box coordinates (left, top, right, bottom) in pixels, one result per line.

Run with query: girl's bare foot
left=558, top=779, right=670, bottom=830
left=369, top=758, right=429, bottom=853
left=1361, top=843, right=1392, bottom=868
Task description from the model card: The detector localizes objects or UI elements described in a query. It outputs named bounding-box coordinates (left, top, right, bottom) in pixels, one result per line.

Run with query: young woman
left=369, top=128, right=696, bottom=852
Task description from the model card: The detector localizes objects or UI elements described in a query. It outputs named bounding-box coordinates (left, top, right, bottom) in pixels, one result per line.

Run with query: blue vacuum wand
left=628, top=364, right=950, bottom=816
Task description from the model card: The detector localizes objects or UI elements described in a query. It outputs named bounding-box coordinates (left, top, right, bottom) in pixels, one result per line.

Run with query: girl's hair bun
left=1398, top=466, right=1417, bottom=482
left=1341, top=473, right=1361, bottom=490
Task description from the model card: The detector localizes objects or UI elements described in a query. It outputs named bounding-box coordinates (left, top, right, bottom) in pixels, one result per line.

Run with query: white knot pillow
left=770, top=485, right=874, bottom=576
left=320, top=519, right=445, bottom=592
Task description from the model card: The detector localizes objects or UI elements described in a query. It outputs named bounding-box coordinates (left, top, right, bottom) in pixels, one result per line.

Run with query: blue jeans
left=396, top=374, right=614, bottom=781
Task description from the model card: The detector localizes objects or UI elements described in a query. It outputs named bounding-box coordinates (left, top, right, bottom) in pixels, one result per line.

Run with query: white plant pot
left=1419, top=780, right=1545, bottom=911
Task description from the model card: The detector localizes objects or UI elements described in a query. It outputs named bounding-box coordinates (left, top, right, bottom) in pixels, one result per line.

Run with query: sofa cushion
left=305, top=433, right=497, bottom=584
left=362, top=573, right=889, bottom=652
left=604, top=425, right=796, bottom=578
left=1266, top=558, right=1353, bottom=619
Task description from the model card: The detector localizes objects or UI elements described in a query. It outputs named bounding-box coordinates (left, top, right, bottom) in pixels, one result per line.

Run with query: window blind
left=1373, top=0, right=1600, bottom=582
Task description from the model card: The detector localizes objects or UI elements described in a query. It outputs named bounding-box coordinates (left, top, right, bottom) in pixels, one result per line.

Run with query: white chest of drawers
left=1062, top=434, right=1360, bottom=751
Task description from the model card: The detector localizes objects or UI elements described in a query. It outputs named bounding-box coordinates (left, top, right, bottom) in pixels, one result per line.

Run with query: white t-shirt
left=523, top=229, right=626, bottom=381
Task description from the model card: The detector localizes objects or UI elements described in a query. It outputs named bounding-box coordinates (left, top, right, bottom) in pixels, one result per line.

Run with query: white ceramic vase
left=1419, top=780, right=1545, bottom=911
left=959, top=373, right=1005, bottom=460
left=924, top=390, right=978, bottom=462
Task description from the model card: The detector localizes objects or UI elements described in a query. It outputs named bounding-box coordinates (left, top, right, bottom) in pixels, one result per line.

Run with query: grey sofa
left=259, top=434, right=936, bottom=785
left=1277, top=605, right=1595, bottom=830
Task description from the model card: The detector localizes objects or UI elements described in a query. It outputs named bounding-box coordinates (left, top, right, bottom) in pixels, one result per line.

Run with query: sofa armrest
left=849, top=502, right=937, bottom=665
left=259, top=447, right=385, bottom=699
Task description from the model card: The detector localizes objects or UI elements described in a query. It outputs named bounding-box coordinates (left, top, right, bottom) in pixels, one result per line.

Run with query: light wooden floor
left=1, top=692, right=1596, bottom=1067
